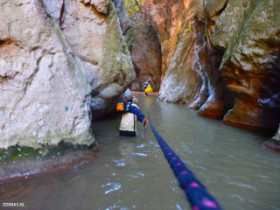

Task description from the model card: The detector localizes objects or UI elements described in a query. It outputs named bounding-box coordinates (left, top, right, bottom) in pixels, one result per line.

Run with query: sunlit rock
left=0, top=0, right=134, bottom=148
left=160, top=0, right=200, bottom=104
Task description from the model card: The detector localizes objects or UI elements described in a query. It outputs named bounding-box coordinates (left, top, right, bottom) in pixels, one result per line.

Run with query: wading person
left=118, top=95, right=148, bottom=137
left=144, top=80, right=153, bottom=95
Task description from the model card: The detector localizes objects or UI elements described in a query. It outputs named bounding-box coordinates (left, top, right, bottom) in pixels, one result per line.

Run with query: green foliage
left=175, top=36, right=179, bottom=45
left=184, top=26, right=192, bottom=36
left=125, top=0, right=145, bottom=17
left=134, top=5, right=140, bottom=12
left=0, top=146, right=41, bottom=162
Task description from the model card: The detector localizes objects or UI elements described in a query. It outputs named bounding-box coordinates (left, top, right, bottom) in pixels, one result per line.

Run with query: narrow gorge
left=0, top=0, right=280, bottom=208
left=114, top=0, right=280, bottom=139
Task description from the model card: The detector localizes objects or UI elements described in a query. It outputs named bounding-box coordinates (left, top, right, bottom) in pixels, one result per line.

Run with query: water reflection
left=101, top=182, right=122, bottom=195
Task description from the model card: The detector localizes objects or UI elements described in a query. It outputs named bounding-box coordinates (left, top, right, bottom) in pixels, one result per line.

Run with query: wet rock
left=218, top=0, right=280, bottom=129
left=0, top=143, right=99, bottom=184
left=262, top=124, right=280, bottom=153
left=115, top=0, right=280, bottom=133
left=190, top=0, right=234, bottom=119
left=0, top=0, right=134, bottom=148
left=262, top=139, right=280, bottom=153
left=191, top=0, right=280, bottom=126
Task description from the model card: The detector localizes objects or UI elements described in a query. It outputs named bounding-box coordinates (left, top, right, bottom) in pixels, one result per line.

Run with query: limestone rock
left=114, top=1, right=161, bottom=91
left=130, top=19, right=162, bottom=91
left=191, top=0, right=280, bottom=127
left=144, top=0, right=186, bottom=78
left=218, top=0, right=280, bottom=129
left=0, top=0, right=134, bottom=148
left=0, top=0, right=92, bottom=148
left=159, top=0, right=200, bottom=104
left=115, top=0, right=280, bottom=134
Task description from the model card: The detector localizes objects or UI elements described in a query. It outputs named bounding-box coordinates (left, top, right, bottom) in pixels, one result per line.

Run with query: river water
left=1, top=94, right=280, bottom=210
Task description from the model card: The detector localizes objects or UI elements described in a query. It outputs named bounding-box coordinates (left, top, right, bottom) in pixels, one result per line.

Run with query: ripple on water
left=136, top=143, right=145, bottom=148
left=113, top=159, right=126, bottom=167
left=227, top=181, right=257, bottom=190
left=230, top=193, right=245, bottom=202
left=132, top=152, right=148, bottom=157
left=2, top=95, right=280, bottom=210
left=128, top=172, right=145, bottom=179
left=101, top=182, right=122, bottom=195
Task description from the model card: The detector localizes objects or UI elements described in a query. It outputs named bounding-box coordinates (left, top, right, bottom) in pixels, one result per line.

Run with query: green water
left=1, top=94, right=279, bottom=210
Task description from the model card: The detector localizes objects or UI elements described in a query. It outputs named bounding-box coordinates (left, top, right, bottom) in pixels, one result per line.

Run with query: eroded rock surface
left=159, top=0, right=201, bottom=104
left=0, top=0, right=134, bottom=149
left=114, top=0, right=162, bottom=91
left=218, top=0, right=280, bottom=129
left=191, top=0, right=280, bottom=127
left=117, top=0, right=280, bottom=133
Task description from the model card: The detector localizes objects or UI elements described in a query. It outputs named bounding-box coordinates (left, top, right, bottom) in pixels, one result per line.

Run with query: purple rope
left=149, top=117, right=222, bottom=210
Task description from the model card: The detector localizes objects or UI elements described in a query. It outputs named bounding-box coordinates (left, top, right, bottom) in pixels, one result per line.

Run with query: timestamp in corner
left=2, top=202, right=25, bottom=208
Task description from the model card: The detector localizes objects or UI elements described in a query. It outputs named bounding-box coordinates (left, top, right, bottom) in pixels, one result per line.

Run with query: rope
left=148, top=107, right=222, bottom=210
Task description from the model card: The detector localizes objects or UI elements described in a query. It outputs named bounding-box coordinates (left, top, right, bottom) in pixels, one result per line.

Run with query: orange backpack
left=116, top=102, right=125, bottom=112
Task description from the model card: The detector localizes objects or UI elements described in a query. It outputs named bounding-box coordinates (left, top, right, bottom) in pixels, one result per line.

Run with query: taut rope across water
left=147, top=106, right=222, bottom=210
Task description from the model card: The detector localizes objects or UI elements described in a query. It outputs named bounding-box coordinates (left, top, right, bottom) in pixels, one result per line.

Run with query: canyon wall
left=116, top=0, right=280, bottom=133
left=1, top=0, right=280, bottom=149
left=114, top=0, right=162, bottom=91
left=158, top=0, right=201, bottom=104
left=0, top=0, right=134, bottom=149
left=192, top=0, right=280, bottom=129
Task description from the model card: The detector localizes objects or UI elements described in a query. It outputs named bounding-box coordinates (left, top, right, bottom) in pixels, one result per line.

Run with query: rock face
left=117, top=0, right=280, bottom=134
left=114, top=0, right=162, bottom=91
left=130, top=18, right=162, bottom=91
left=115, top=0, right=201, bottom=95
left=191, top=0, right=234, bottom=119
left=216, top=0, right=280, bottom=129
left=174, top=0, right=280, bottom=129
left=159, top=0, right=201, bottom=104
left=192, top=0, right=280, bottom=128
left=0, top=0, right=134, bottom=149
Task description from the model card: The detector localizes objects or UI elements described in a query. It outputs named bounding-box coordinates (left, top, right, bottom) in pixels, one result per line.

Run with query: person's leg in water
left=119, top=130, right=136, bottom=136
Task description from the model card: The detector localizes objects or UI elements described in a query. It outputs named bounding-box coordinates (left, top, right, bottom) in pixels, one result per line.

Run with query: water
left=1, top=95, right=280, bottom=210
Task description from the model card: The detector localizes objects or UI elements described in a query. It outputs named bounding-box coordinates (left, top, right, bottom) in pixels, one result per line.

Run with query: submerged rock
left=0, top=142, right=99, bottom=184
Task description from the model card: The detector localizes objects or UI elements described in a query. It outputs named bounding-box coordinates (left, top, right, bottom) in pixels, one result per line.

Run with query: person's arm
left=125, top=104, right=149, bottom=125
left=128, top=106, right=145, bottom=122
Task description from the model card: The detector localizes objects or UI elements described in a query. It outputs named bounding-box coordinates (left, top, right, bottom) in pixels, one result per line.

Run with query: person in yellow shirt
left=144, top=80, right=153, bottom=95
